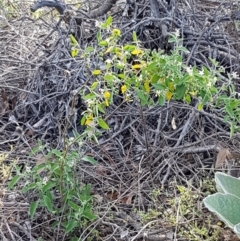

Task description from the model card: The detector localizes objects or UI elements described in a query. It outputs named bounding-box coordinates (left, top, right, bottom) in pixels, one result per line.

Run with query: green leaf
left=168, top=37, right=176, bottom=43
left=175, top=84, right=187, bottom=100
left=82, top=93, right=97, bottom=101
left=30, top=201, right=39, bottom=219
left=43, top=195, right=54, bottom=213
left=82, top=205, right=97, bottom=221
left=69, top=34, right=79, bottom=57
left=80, top=116, right=86, bottom=125
left=92, top=69, right=101, bottom=75
left=91, top=81, right=98, bottom=91
left=226, top=103, right=235, bottom=118
left=230, top=122, right=235, bottom=138
left=106, top=16, right=112, bottom=27
left=136, top=89, right=148, bottom=106
left=158, top=95, right=165, bottom=106
left=234, top=223, right=240, bottom=237
left=132, top=31, right=137, bottom=42
left=176, top=46, right=189, bottom=53
left=152, top=83, right=166, bottom=90
left=84, top=46, right=94, bottom=54
left=203, top=193, right=240, bottom=229
left=50, top=149, right=62, bottom=158
left=65, top=220, right=78, bottom=234
left=8, top=175, right=21, bottom=189
left=98, top=118, right=109, bottom=130
left=97, top=104, right=105, bottom=114
left=69, top=34, right=78, bottom=45
left=79, top=184, right=92, bottom=203
left=98, top=41, right=108, bottom=47
left=97, top=30, right=102, bottom=42
left=70, top=237, right=79, bottom=241
left=68, top=201, right=81, bottom=212
left=104, top=74, right=114, bottom=81
left=81, top=155, right=97, bottom=165
left=22, top=183, right=38, bottom=193
left=42, top=182, right=56, bottom=192
left=215, top=172, right=240, bottom=198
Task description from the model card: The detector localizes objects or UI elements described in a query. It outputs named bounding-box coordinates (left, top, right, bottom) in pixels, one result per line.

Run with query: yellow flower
left=103, top=91, right=111, bottom=107
left=166, top=91, right=173, bottom=101
left=103, top=91, right=111, bottom=99
left=85, top=114, right=93, bottom=126
left=168, top=82, right=175, bottom=91
left=112, top=28, right=121, bottom=37
left=121, top=85, right=127, bottom=94
left=131, top=48, right=144, bottom=55
left=144, top=81, right=150, bottom=93
left=105, top=99, right=109, bottom=107
left=131, top=64, right=142, bottom=69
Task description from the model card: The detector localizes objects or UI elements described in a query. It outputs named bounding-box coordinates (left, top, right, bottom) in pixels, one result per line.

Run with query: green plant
left=79, top=17, right=223, bottom=140
left=204, top=172, right=240, bottom=238
left=8, top=139, right=97, bottom=238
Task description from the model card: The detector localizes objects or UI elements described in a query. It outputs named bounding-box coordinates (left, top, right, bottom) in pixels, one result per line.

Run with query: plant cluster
left=8, top=140, right=97, bottom=240
left=78, top=17, right=226, bottom=141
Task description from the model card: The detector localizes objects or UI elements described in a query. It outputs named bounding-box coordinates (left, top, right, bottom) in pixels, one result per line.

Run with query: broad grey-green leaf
left=215, top=172, right=240, bottom=198
left=203, top=193, right=240, bottom=229
left=234, top=223, right=240, bottom=237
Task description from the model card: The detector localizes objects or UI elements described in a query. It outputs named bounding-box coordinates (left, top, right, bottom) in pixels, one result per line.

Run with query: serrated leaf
left=30, top=201, right=39, bottom=219
left=43, top=195, right=54, bottom=213
left=66, top=220, right=78, bottom=233
left=82, top=207, right=96, bottom=221
left=68, top=201, right=80, bottom=211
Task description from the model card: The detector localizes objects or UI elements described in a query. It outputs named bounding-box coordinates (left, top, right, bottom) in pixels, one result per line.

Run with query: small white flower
left=175, top=29, right=180, bottom=38
left=155, top=90, right=161, bottom=97
left=206, top=82, right=212, bottom=88
left=213, top=77, right=217, bottom=83
left=186, top=66, right=193, bottom=76
left=42, top=177, right=48, bottom=185
left=231, top=72, right=239, bottom=79
left=199, top=70, right=204, bottom=76
left=105, top=59, right=112, bottom=64
left=117, top=61, right=125, bottom=68
left=25, top=166, right=31, bottom=173
left=95, top=20, right=101, bottom=27
left=85, top=99, right=95, bottom=106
